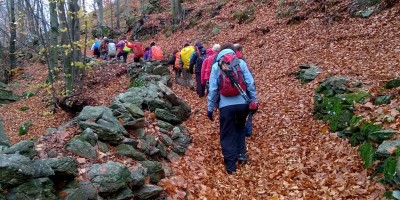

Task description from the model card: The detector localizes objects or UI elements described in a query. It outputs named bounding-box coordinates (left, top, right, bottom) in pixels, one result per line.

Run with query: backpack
left=151, top=46, right=163, bottom=60
left=203, top=55, right=216, bottom=82
left=195, top=54, right=206, bottom=73
left=219, top=55, right=247, bottom=97
left=133, top=42, right=144, bottom=58
left=94, top=40, right=101, bottom=49
left=123, top=41, right=132, bottom=53
left=107, top=43, right=116, bottom=56
left=180, top=46, right=194, bottom=69
left=174, top=52, right=181, bottom=70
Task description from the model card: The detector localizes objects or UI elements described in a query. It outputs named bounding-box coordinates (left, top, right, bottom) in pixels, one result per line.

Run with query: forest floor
left=1, top=0, right=400, bottom=199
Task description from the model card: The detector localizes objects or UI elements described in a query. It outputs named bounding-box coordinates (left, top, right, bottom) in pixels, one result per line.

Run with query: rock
left=385, top=78, right=400, bottom=89
left=145, top=135, right=157, bottom=147
left=141, top=161, right=165, bottom=184
left=5, top=178, right=56, bottom=200
left=377, top=139, right=400, bottom=158
left=88, top=161, right=133, bottom=193
left=65, top=138, right=97, bottom=159
left=156, top=141, right=168, bottom=158
left=0, top=154, right=34, bottom=188
left=133, top=185, right=163, bottom=200
left=0, top=145, right=8, bottom=152
left=167, top=151, right=180, bottom=162
left=123, top=102, right=144, bottom=118
left=374, top=94, right=393, bottom=105
left=153, top=65, right=170, bottom=76
left=368, top=130, right=397, bottom=143
left=316, top=76, right=350, bottom=96
left=0, top=120, right=10, bottom=146
left=2, top=140, right=37, bottom=159
left=157, top=120, right=174, bottom=131
left=97, top=141, right=109, bottom=153
left=42, top=157, right=78, bottom=179
left=145, top=98, right=172, bottom=111
left=294, top=65, right=320, bottom=83
left=122, top=137, right=139, bottom=147
left=131, top=167, right=146, bottom=188
left=169, top=105, right=191, bottom=122
left=44, top=127, right=58, bottom=135
left=0, top=87, right=20, bottom=101
left=171, top=127, right=182, bottom=140
left=77, top=106, right=128, bottom=144
left=32, top=159, right=55, bottom=178
left=78, top=122, right=124, bottom=145
left=48, top=149, right=58, bottom=158
left=173, top=134, right=192, bottom=155
left=155, top=108, right=182, bottom=125
left=106, top=187, right=133, bottom=200
left=124, top=118, right=145, bottom=129
left=78, top=128, right=98, bottom=146
left=134, top=128, right=146, bottom=138
left=116, top=144, right=146, bottom=161
left=79, top=181, right=97, bottom=200
left=59, top=188, right=88, bottom=200
left=160, top=134, right=173, bottom=146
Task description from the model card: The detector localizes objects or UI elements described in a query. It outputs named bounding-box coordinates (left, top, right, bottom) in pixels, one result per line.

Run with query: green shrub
left=358, top=142, right=376, bottom=168
left=233, top=5, right=256, bottom=24
left=129, top=78, right=145, bottom=88
left=19, top=121, right=33, bottom=136
left=20, top=106, right=30, bottom=111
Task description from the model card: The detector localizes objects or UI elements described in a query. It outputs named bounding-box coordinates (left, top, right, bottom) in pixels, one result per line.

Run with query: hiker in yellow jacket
left=179, top=43, right=195, bottom=90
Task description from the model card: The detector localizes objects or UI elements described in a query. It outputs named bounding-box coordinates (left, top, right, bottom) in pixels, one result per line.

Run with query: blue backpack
left=94, top=40, right=101, bottom=49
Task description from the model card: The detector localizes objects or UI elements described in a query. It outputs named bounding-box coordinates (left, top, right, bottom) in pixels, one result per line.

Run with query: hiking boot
left=238, top=154, right=248, bottom=163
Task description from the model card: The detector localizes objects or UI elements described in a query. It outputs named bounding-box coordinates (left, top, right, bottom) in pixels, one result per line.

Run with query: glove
left=207, top=110, right=214, bottom=121
left=249, top=100, right=258, bottom=114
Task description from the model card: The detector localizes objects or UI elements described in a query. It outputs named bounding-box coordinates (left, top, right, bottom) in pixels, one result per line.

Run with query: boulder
left=385, top=78, right=400, bottom=89
left=97, top=141, right=109, bottom=153
left=131, top=167, right=146, bottom=188
left=167, top=151, right=180, bottom=162
left=32, top=159, right=55, bottom=178
left=368, top=130, right=397, bottom=143
left=152, top=65, right=170, bottom=76
left=88, top=161, right=133, bottom=193
left=133, top=185, right=164, bottom=200
left=156, top=141, right=168, bottom=158
left=160, top=134, right=173, bottom=146
left=157, top=120, right=174, bottom=132
left=374, top=94, right=393, bottom=105
left=155, top=108, right=182, bottom=125
left=42, top=157, right=78, bottom=179
left=0, top=154, right=34, bottom=188
left=141, top=161, right=165, bottom=184
left=65, top=138, right=97, bottom=159
left=79, top=181, right=97, bottom=200
left=116, top=144, right=146, bottom=161
left=5, top=178, right=56, bottom=200
left=294, top=64, right=320, bottom=83
left=78, top=122, right=124, bottom=145
left=173, top=134, right=192, bottom=155
left=2, top=140, right=37, bottom=159
left=58, top=188, right=87, bottom=200
left=171, top=127, right=183, bottom=140
left=0, top=87, right=19, bottom=101
left=78, top=128, right=98, bottom=146
left=107, top=187, right=133, bottom=200
left=134, top=128, right=146, bottom=138
left=316, top=76, right=350, bottom=96
left=0, top=120, right=10, bottom=146
left=376, top=139, right=400, bottom=158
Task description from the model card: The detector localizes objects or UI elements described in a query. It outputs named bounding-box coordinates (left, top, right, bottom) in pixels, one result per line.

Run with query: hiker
left=233, top=43, right=254, bottom=136
left=189, top=41, right=204, bottom=74
left=194, top=47, right=207, bottom=97
left=201, top=44, right=221, bottom=94
left=143, top=47, right=151, bottom=61
left=167, top=50, right=182, bottom=84
left=91, top=38, right=101, bottom=59
left=100, top=37, right=109, bottom=60
left=116, top=37, right=128, bottom=63
left=147, top=42, right=163, bottom=61
left=107, top=39, right=117, bottom=60
left=206, top=46, right=258, bottom=175
left=179, top=43, right=195, bottom=90
left=131, top=40, right=144, bottom=62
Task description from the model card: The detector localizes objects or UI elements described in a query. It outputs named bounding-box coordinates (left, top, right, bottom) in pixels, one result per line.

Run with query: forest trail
left=158, top=6, right=400, bottom=199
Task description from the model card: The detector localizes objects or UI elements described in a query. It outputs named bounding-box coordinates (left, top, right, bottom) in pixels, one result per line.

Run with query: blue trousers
left=245, top=112, right=253, bottom=136
left=219, top=104, right=249, bottom=174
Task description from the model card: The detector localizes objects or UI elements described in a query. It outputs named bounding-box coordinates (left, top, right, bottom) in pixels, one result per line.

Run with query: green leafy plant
left=18, top=121, right=33, bottom=136
left=358, top=142, right=376, bottom=168
left=382, top=156, right=397, bottom=182
left=233, top=5, right=256, bottom=24
left=129, top=78, right=145, bottom=88
left=20, top=106, right=30, bottom=111
left=22, top=91, right=36, bottom=98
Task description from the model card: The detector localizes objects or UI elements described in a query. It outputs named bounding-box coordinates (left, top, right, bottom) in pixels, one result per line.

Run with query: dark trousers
left=134, top=57, right=140, bottom=62
left=117, top=52, right=128, bottom=63
left=219, top=104, right=249, bottom=174
left=195, top=72, right=205, bottom=97
left=93, top=48, right=100, bottom=58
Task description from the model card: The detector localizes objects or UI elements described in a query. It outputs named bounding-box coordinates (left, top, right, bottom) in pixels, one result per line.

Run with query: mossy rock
left=341, top=90, right=370, bottom=104
left=385, top=79, right=400, bottom=89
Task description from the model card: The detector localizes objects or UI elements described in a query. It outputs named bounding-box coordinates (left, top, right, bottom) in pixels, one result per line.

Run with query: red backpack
left=151, top=46, right=163, bottom=60
left=219, top=54, right=247, bottom=97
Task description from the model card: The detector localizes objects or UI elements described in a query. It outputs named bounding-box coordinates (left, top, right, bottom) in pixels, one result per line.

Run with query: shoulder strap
left=220, top=64, right=250, bottom=102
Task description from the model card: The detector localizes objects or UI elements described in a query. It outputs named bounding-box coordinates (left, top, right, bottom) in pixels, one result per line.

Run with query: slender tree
left=96, top=0, right=103, bottom=35
left=49, top=0, right=58, bottom=81
left=9, top=0, right=17, bottom=70
left=171, top=0, right=183, bottom=24
left=115, top=0, right=120, bottom=30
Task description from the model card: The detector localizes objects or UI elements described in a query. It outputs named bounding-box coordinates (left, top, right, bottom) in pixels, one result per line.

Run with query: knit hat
left=194, top=41, right=203, bottom=48
left=212, top=44, right=221, bottom=52
left=200, top=47, right=206, bottom=55
left=184, top=43, right=190, bottom=47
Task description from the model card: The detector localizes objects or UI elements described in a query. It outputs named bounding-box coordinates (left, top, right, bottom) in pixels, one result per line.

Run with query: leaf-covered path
left=158, top=4, right=400, bottom=199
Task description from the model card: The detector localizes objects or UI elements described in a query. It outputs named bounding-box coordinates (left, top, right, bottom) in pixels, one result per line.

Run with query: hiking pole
left=225, top=69, right=250, bottom=103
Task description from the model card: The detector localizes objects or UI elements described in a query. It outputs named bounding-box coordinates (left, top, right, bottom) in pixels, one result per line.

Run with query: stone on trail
left=133, top=185, right=164, bottom=200
left=376, top=139, right=400, bottom=158
left=141, top=160, right=165, bottom=184
left=58, top=188, right=88, bottom=200
left=5, top=178, right=57, bottom=200
left=32, top=159, right=55, bottom=178
left=131, top=166, right=146, bottom=188
left=79, top=181, right=97, bottom=200
left=116, top=144, right=146, bottom=161
left=65, top=138, right=97, bottom=159
left=0, top=120, right=11, bottom=147
left=41, top=156, right=78, bottom=179
left=0, top=154, right=34, bottom=188
left=2, top=139, right=37, bottom=159
left=78, top=128, right=98, bottom=146
left=155, top=108, right=182, bottom=125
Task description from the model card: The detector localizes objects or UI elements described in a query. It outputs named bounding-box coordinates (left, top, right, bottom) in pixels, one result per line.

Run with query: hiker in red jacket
left=201, top=44, right=221, bottom=94
left=131, top=40, right=144, bottom=62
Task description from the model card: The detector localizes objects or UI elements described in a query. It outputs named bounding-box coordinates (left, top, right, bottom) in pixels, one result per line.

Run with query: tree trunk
left=116, top=0, right=120, bottom=30
left=49, top=0, right=58, bottom=82
left=96, top=0, right=103, bottom=34
left=58, top=0, right=72, bottom=95
left=0, top=41, right=9, bottom=83
left=69, top=0, right=82, bottom=93
left=171, top=0, right=183, bottom=24
left=9, top=0, right=17, bottom=70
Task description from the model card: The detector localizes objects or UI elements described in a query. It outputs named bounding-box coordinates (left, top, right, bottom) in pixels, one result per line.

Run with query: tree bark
left=171, top=0, right=183, bottom=24
left=0, top=41, right=9, bottom=83
left=96, top=0, right=103, bottom=35
left=9, top=0, right=17, bottom=70
left=116, top=0, right=120, bottom=30
left=49, top=0, right=58, bottom=81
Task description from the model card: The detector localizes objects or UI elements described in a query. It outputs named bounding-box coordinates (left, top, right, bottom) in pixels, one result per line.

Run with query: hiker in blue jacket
left=207, top=47, right=258, bottom=174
